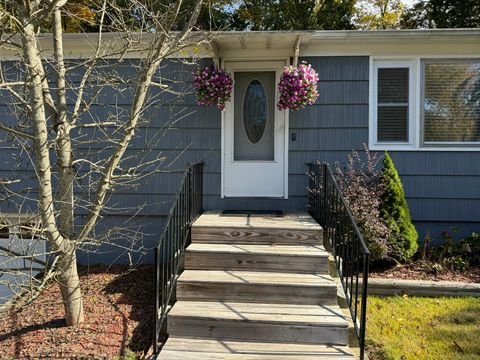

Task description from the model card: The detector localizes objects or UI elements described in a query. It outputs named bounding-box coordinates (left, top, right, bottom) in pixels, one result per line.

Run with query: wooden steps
left=160, top=211, right=354, bottom=359
left=185, top=243, right=329, bottom=273
left=177, top=270, right=337, bottom=305
left=158, top=337, right=354, bottom=359
left=168, top=301, right=349, bottom=345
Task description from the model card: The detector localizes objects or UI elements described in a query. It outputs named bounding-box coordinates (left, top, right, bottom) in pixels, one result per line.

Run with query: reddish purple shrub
left=336, top=147, right=392, bottom=261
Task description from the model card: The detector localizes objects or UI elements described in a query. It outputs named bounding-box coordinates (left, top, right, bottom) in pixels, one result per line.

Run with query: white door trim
left=221, top=59, right=290, bottom=199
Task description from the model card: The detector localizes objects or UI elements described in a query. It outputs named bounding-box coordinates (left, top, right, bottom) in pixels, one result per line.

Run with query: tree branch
left=76, top=0, right=205, bottom=243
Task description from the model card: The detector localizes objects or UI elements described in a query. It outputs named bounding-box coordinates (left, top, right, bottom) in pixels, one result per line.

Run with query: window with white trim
left=371, top=60, right=416, bottom=149
left=422, top=59, right=480, bottom=146
left=370, top=58, right=480, bottom=151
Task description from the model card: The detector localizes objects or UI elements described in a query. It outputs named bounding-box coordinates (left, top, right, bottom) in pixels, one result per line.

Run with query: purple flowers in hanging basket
left=194, top=66, right=233, bottom=110
left=277, top=62, right=319, bottom=111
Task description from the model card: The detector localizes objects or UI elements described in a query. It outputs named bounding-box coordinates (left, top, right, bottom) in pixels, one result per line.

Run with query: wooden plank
left=186, top=243, right=328, bottom=256
left=192, top=227, right=322, bottom=245
left=177, top=283, right=336, bottom=305
left=168, top=318, right=348, bottom=345
left=177, top=271, right=337, bottom=305
left=162, top=337, right=354, bottom=355
left=159, top=337, right=354, bottom=359
left=158, top=350, right=354, bottom=359
left=169, top=301, right=348, bottom=325
left=185, top=244, right=329, bottom=273
left=178, top=270, right=335, bottom=286
left=193, top=211, right=322, bottom=231
left=191, top=212, right=323, bottom=245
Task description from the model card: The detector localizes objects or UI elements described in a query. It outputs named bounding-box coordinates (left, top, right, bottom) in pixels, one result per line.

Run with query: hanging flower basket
left=277, top=62, right=319, bottom=111
left=194, top=66, right=233, bottom=110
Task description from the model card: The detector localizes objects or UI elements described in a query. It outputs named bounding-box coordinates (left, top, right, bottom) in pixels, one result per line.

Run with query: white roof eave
left=1, top=29, right=479, bottom=59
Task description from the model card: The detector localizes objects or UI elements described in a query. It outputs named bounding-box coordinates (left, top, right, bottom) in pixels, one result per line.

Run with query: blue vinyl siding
left=0, top=55, right=479, bottom=265
left=294, top=56, right=480, bottom=241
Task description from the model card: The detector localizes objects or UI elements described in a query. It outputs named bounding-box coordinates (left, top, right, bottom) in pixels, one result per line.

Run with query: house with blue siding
left=1, top=29, right=480, bottom=358
left=0, top=29, right=479, bottom=266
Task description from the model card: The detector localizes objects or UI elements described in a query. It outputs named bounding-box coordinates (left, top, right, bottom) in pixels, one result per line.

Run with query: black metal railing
left=153, top=161, right=203, bottom=353
left=307, top=162, right=369, bottom=359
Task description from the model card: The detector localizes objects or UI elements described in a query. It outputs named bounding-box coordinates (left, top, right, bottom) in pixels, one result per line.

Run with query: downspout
left=293, top=35, right=302, bottom=67
left=210, top=39, right=220, bottom=68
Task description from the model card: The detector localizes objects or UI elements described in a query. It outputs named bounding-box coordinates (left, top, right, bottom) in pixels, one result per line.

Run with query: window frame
left=369, top=55, right=480, bottom=152
left=421, top=58, right=480, bottom=148
left=370, top=59, right=417, bottom=149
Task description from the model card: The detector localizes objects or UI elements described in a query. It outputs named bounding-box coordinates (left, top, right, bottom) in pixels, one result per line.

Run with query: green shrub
left=428, top=230, right=480, bottom=270
left=380, top=152, right=418, bottom=261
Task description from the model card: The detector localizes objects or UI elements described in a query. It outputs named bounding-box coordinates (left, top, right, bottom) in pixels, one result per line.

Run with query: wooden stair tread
left=178, top=270, right=336, bottom=287
left=159, top=337, right=354, bottom=359
left=184, top=243, right=329, bottom=274
left=193, top=211, right=322, bottom=231
left=169, top=301, right=349, bottom=327
left=186, top=243, right=329, bottom=257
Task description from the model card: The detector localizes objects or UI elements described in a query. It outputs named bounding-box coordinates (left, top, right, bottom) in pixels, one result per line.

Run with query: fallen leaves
left=0, top=265, right=154, bottom=359
left=370, top=261, right=480, bottom=283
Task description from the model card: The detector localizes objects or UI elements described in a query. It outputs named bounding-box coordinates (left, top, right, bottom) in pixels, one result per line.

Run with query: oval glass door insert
left=243, top=80, right=268, bottom=144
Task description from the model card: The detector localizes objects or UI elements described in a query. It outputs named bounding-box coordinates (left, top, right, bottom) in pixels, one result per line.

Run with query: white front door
left=222, top=60, right=288, bottom=198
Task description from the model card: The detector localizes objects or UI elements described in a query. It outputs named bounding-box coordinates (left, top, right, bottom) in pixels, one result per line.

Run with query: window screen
left=377, top=68, right=409, bottom=142
left=423, top=60, right=480, bottom=143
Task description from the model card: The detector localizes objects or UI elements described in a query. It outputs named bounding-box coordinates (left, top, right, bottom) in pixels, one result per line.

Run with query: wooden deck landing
left=193, top=211, right=323, bottom=230
left=192, top=211, right=323, bottom=245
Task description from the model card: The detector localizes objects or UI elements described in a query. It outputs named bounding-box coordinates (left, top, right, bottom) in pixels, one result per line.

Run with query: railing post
left=360, top=252, right=369, bottom=360
left=199, top=162, right=204, bottom=213
left=188, top=163, right=193, bottom=223
left=153, top=247, right=159, bottom=353
left=322, top=164, right=327, bottom=229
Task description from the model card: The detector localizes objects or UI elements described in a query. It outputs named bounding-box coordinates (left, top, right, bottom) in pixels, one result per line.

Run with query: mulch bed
left=370, top=260, right=480, bottom=283
left=0, top=265, right=155, bottom=359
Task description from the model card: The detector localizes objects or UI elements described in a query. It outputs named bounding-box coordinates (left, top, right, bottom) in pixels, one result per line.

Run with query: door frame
left=221, top=58, right=290, bottom=199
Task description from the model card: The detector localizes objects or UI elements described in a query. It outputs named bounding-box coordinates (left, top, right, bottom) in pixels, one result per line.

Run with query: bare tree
left=0, top=0, right=205, bottom=325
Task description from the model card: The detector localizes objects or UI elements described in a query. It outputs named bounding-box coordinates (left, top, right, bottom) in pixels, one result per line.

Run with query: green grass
left=366, top=296, right=480, bottom=360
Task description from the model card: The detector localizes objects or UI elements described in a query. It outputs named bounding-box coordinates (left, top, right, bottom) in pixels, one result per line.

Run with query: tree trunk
left=21, top=11, right=84, bottom=325
left=58, top=249, right=84, bottom=325
left=53, top=7, right=75, bottom=239
left=52, top=6, right=84, bottom=325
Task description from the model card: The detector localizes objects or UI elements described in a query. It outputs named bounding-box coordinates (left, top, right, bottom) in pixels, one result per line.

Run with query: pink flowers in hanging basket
left=277, top=62, right=319, bottom=111
left=194, top=66, right=233, bottom=110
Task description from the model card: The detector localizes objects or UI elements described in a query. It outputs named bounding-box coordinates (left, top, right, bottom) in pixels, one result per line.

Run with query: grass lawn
left=366, top=296, right=480, bottom=360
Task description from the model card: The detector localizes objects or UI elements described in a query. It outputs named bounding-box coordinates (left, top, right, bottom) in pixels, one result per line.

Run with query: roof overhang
left=211, top=29, right=480, bottom=49
left=208, top=29, right=480, bottom=58
left=1, top=29, right=480, bottom=59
